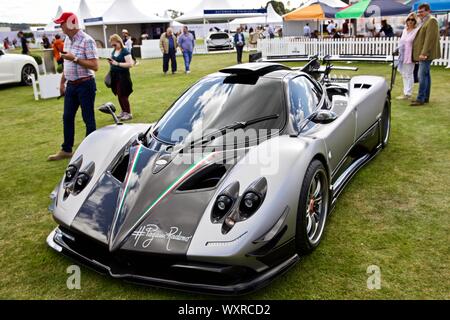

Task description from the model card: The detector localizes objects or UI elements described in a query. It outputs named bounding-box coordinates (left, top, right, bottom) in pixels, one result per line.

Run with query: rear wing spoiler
left=257, top=53, right=398, bottom=90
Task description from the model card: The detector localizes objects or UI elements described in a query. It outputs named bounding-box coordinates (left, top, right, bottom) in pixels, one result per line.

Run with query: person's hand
left=61, top=52, right=76, bottom=61
left=59, top=83, right=65, bottom=97
left=419, top=54, right=428, bottom=61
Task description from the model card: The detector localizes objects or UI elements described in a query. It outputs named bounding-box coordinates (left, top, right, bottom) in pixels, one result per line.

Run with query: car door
left=0, top=51, right=16, bottom=84
left=288, top=76, right=356, bottom=174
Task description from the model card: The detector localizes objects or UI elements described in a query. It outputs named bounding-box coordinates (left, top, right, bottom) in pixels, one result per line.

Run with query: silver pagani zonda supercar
left=47, top=58, right=391, bottom=295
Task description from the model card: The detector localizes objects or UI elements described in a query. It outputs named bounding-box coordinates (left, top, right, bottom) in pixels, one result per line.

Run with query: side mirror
left=312, top=110, right=338, bottom=124
left=98, top=102, right=122, bottom=125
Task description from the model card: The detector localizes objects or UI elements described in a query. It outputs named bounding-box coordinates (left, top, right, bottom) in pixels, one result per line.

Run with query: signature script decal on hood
left=131, top=224, right=192, bottom=251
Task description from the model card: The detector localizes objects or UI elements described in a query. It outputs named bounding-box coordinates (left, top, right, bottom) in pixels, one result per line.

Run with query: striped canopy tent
left=282, top=0, right=347, bottom=36
left=335, top=0, right=411, bottom=19
left=284, top=0, right=346, bottom=20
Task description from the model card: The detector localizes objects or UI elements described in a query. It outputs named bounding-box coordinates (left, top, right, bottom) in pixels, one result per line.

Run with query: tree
left=266, top=1, right=287, bottom=15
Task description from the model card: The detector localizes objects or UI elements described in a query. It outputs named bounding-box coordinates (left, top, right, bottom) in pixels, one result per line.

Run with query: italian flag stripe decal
left=116, top=144, right=143, bottom=217
left=118, top=148, right=217, bottom=235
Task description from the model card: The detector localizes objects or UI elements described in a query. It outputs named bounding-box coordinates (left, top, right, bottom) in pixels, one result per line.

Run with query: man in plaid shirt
left=48, top=12, right=99, bottom=161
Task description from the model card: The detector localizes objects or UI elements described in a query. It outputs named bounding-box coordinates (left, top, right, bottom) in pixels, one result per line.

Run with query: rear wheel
left=381, top=99, right=391, bottom=148
left=295, top=160, right=329, bottom=255
left=21, top=64, right=37, bottom=86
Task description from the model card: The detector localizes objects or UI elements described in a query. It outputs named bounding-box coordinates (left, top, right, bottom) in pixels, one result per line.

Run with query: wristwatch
left=73, top=56, right=79, bottom=64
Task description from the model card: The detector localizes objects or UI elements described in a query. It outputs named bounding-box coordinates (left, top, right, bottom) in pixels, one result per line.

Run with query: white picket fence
left=257, top=37, right=450, bottom=67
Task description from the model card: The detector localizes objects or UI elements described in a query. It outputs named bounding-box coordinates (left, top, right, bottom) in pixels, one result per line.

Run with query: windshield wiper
left=181, top=113, right=280, bottom=152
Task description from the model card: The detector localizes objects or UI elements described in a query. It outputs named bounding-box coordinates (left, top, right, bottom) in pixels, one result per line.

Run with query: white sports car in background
left=0, top=49, right=38, bottom=86
left=206, top=32, right=234, bottom=51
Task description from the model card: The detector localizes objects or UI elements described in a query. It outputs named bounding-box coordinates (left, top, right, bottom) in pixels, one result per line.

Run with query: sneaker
left=186, top=70, right=191, bottom=74
left=172, top=71, right=177, bottom=74
left=396, top=95, right=411, bottom=100
left=120, top=113, right=133, bottom=121
left=164, top=72, right=167, bottom=75
left=118, top=112, right=125, bottom=119
left=48, top=150, right=73, bottom=161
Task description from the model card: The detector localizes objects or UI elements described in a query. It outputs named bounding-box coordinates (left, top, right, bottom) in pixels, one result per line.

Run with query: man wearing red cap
left=48, top=12, right=99, bottom=161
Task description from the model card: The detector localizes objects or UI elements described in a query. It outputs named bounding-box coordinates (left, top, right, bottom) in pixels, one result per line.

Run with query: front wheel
left=295, top=160, right=330, bottom=255
left=21, top=64, right=37, bottom=86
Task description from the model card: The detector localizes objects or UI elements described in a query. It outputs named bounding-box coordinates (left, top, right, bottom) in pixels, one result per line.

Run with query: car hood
left=209, top=38, right=231, bottom=46
left=3, top=53, right=36, bottom=64
left=69, top=143, right=236, bottom=255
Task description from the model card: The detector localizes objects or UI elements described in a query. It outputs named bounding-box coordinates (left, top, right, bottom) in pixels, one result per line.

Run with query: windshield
left=210, top=33, right=229, bottom=40
left=153, top=76, right=286, bottom=145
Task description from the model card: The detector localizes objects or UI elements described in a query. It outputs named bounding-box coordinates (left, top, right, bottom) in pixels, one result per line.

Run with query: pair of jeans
left=182, top=50, right=193, bottom=71
left=62, top=78, right=96, bottom=153
left=236, top=45, right=244, bottom=63
left=417, top=60, right=432, bottom=103
left=163, top=50, right=177, bottom=73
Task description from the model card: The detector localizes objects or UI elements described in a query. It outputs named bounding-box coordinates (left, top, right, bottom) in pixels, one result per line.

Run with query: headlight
left=64, top=156, right=83, bottom=185
left=74, top=173, right=90, bottom=193
left=216, top=195, right=232, bottom=211
left=211, top=178, right=268, bottom=234
left=71, top=161, right=95, bottom=195
left=238, top=177, right=267, bottom=220
left=240, top=192, right=261, bottom=218
left=211, top=182, right=239, bottom=223
left=65, top=165, right=77, bottom=181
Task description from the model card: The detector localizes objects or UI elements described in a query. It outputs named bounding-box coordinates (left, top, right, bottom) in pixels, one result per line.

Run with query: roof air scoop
left=220, top=63, right=290, bottom=76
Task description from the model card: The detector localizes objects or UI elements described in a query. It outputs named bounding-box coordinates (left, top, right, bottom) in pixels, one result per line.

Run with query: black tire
left=21, top=64, right=37, bottom=86
left=381, top=99, right=391, bottom=148
left=295, top=160, right=330, bottom=255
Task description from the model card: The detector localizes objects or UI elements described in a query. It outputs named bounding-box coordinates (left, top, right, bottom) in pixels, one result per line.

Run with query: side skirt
left=329, top=120, right=383, bottom=210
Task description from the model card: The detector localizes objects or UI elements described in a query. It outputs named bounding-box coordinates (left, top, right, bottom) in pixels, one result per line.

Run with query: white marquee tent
left=163, top=10, right=185, bottom=32
left=229, top=3, right=283, bottom=27
left=176, top=0, right=265, bottom=24
left=84, top=0, right=170, bottom=47
left=43, top=1, right=94, bottom=31
left=44, top=6, right=63, bottom=31
left=77, top=0, right=93, bottom=29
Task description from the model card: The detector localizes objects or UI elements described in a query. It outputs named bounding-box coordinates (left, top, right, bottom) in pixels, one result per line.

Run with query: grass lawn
left=0, top=53, right=448, bottom=300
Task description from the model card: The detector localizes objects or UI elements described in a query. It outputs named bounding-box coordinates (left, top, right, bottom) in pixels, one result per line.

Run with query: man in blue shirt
left=178, top=26, right=195, bottom=74
left=233, top=27, right=245, bottom=64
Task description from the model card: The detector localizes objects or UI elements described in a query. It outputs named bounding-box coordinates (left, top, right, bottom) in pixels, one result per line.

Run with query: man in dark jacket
left=234, top=27, right=245, bottom=64
left=159, top=28, right=178, bottom=74
left=379, top=19, right=394, bottom=38
left=411, top=3, right=441, bottom=106
left=18, top=31, right=29, bottom=54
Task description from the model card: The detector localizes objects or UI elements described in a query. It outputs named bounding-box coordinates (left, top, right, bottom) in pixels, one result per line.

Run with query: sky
left=0, top=0, right=295, bottom=24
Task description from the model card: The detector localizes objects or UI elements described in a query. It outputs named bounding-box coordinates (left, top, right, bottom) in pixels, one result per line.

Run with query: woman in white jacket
left=396, top=13, right=420, bottom=100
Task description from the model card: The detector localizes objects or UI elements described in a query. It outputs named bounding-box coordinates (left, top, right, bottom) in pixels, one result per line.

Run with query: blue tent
left=409, top=0, right=450, bottom=12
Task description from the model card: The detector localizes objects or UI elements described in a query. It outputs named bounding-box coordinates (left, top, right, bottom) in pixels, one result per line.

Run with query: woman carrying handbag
left=107, top=34, right=134, bottom=121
